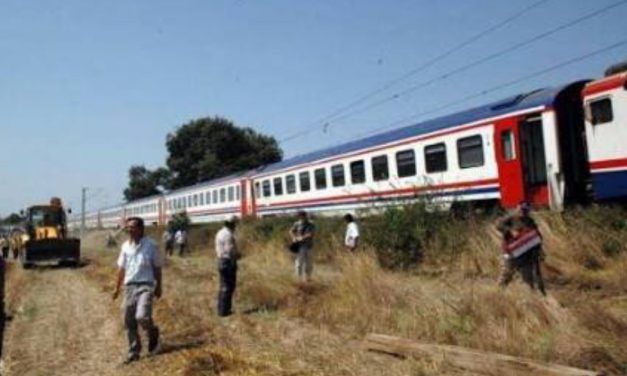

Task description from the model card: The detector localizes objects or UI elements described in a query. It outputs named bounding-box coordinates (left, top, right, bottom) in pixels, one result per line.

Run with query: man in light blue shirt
left=113, top=217, right=163, bottom=364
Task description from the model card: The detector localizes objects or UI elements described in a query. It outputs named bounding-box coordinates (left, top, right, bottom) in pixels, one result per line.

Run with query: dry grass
left=6, top=206, right=626, bottom=375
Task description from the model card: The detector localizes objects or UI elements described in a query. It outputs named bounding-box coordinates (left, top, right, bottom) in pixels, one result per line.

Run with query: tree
left=2, top=213, right=23, bottom=225
left=168, top=211, right=190, bottom=232
left=165, top=117, right=282, bottom=189
left=123, top=165, right=171, bottom=201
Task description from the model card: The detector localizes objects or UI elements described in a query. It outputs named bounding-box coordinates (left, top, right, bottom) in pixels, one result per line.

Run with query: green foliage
left=249, top=216, right=294, bottom=242
left=166, top=116, right=282, bottom=189
left=601, top=239, right=623, bottom=258
left=168, top=211, right=191, bottom=232
left=1, top=212, right=23, bottom=225
left=363, top=202, right=452, bottom=270
left=123, top=165, right=171, bottom=201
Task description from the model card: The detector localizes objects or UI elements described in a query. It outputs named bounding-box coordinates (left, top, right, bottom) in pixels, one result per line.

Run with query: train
left=73, top=61, right=627, bottom=229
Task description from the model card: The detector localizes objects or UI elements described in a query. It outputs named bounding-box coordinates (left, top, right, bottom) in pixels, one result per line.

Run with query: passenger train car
left=71, top=62, right=627, bottom=229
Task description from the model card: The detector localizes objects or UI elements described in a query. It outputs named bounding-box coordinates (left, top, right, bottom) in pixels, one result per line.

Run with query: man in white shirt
left=174, top=229, right=187, bottom=256
left=113, top=217, right=163, bottom=364
left=214, top=216, right=239, bottom=317
left=344, top=214, right=360, bottom=252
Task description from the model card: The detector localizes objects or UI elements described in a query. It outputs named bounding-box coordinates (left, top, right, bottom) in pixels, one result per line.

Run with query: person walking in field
left=214, top=216, right=240, bottom=317
left=497, top=202, right=546, bottom=295
left=174, top=229, right=187, bottom=257
left=162, top=227, right=174, bottom=257
left=290, top=210, right=315, bottom=282
left=344, top=214, right=360, bottom=252
left=113, top=217, right=163, bottom=364
left=0, top=248, right=6, bottom=363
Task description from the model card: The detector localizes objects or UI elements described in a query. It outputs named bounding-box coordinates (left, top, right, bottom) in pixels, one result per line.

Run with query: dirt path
left=3, top=264, right=124, bottom=376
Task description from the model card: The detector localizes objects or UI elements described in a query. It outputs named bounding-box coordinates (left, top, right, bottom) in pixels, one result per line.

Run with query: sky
left=1, top=0, right=626, bottom=216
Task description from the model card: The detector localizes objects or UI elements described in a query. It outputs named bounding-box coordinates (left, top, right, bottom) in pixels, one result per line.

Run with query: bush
left=364, top=202, right=451, bottom=270
left=168, top=211, right=191, bottom=232
left=601, top=239, right=623, bottom=258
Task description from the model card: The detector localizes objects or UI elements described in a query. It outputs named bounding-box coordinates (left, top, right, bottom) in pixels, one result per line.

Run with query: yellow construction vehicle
left=20, top=197, right=80, bottom=268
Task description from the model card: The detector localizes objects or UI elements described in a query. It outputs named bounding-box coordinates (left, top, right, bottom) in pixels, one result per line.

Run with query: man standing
left=497, top=202, right=546, bottom=295
left=113, top=217, right=163, bottom=364
left=344, top=214, right=360, bottom=252
left=0, top=248, right=6, bottom=363
left=214, top=216, right=239, bottom=317
left=174, top=228, right=187, bottom=257
left=290, top=210, right=315, bottom=282
left=162, top=227, right=174, bottom=257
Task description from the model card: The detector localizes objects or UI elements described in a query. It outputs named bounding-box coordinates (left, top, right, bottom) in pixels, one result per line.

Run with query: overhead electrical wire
left=279, top=0, right=627, bottom=145
left=279, top=0, right=551, bottom=143
left=338, top=38, right=627, bottom=145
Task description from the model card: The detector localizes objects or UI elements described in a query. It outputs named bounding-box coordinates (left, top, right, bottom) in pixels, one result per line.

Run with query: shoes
left=148, top=326, right=161, bottom=356
left=123, top=353, right=140, bottom=364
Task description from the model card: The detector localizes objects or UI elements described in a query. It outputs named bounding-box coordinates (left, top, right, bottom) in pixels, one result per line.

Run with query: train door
left=495, top=114, right=549, bottom=208
left=247, top=179, right=257, bottom=217
left=240, top=179, right=249, bottom=217
left=519, top=115, right=549, bottom=205
left=158, top=197, right=166, bottom=227
left=495, top=117, right=525, bottom=208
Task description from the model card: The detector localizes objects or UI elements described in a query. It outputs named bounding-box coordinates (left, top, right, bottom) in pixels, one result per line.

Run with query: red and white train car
left=582, top=63, right=627, bottom=200
left=249, top=81, right=592, bottom=215
left=161, top=172, right=251, bottom=225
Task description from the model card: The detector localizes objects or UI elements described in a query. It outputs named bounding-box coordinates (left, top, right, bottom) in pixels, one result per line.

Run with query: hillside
left=3, top=206, right=627, bottom=375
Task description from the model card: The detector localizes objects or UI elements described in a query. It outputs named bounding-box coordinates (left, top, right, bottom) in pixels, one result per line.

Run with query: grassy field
left=7, top=205, right=626, bottom=375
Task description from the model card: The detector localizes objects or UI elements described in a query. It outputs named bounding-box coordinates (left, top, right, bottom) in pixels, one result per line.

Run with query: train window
left=372, top=155, right=389, bottom=181
left=262, top=180, right=271, bottom=197
left=458, top=135, right=484, bottom=168
left=182, top=198, right=187, bottom=209
left=255, top=182, right=261, bottom=198
left=286, top=174, right=296, bottom=194
left=315, top=168, right=327, bottom=190
left=212, top=190, right=218, bottom=204
left=206, top=192, right=211, bottom=205
left=193, top=194, right=198, bottom=207
left=425, top=143, right=447, bottom=173
left=331, top=164, right=345, bottom=187
left=396, top=150, right=416, bottom=177
left=228, top=186, right=235, bottom=201
left=219, top=188, right=225, bottom=203
left=236, top=186, right=240, bottom=200
left=588, top=97, right=613, bottom=125
left=501, top=130, right=516, bottom=161
left=188, top=196, right=192, bottom=207
left=273, top=177, right=283, bottom=196
left=299, top=171, right=311, bottom=192
left=199, top=193, right=204, bottom=206
left=350, top=160, right=366, bottom=184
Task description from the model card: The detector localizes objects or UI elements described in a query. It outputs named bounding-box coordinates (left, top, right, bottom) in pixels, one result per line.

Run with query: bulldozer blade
left=23, top=238, right=80, bottom=266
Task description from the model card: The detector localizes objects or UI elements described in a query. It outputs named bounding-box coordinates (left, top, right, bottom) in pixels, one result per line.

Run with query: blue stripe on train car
left=592, top=170, right=627, bottom=200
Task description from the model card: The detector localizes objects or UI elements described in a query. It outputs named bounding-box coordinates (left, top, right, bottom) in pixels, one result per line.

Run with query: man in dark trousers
left=0, top=250, right=5, bottom=363
left=113, top=217, right=163, bottom=363
left=214, top=216, right=239, bottom=317
left=290, top=210, right=315, bottom=282
left=497, top=202, right=546, bottom=295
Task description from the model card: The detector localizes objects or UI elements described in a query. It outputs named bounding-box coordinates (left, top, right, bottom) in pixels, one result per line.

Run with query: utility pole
left=80, top=187, right=87, bottom=240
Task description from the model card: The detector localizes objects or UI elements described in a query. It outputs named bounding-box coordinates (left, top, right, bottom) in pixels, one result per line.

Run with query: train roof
left=165, top=170, right=250, bottom=196
left=255, top=83, right=574, bottom=176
